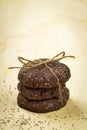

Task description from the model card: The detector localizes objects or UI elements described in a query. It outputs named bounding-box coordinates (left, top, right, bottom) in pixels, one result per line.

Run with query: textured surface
left=17, top=93, right=69, bottom=113
left=18, top=83, right=69, bottom=100
left=18, top=60, right=71, bottom=88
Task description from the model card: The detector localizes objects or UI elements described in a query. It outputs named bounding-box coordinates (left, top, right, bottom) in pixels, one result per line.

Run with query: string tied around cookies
left=8, top=51, right=75, bottom=106
left=8, top=51, right=75, bottom=69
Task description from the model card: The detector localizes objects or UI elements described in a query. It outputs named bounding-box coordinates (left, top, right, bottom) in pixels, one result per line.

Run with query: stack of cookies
left=17, top=60, right=71, bottom=113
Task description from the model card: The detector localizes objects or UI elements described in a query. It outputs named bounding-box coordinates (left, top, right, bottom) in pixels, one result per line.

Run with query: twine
left=8, top=51, right=75, bottom=106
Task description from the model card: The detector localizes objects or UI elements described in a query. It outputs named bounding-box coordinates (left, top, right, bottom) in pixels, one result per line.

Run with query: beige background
left=0, top=0, right=87, bottom=130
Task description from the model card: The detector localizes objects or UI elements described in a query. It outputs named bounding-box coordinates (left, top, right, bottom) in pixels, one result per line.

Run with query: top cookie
left=18, top=59, right=71, bottom=88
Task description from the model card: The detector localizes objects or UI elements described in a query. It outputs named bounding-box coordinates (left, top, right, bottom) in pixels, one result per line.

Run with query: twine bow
left=8, top=51, right=75, bottom=106
left=9, top=51, right=75, bottom=69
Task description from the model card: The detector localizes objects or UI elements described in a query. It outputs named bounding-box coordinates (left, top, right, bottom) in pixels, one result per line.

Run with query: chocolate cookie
left=18, top=60, right=71, bottom=88
left=17, top=82, right=69, bottom=100
left=17, top=93, right=69, bottom=113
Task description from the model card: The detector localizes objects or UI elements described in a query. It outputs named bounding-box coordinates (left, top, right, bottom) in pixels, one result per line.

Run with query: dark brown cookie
left=18, top=60, right=71, bottom=88
left=17, top=93, right=69, bottom=113
left=17, top=82, right=69, bottom=100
